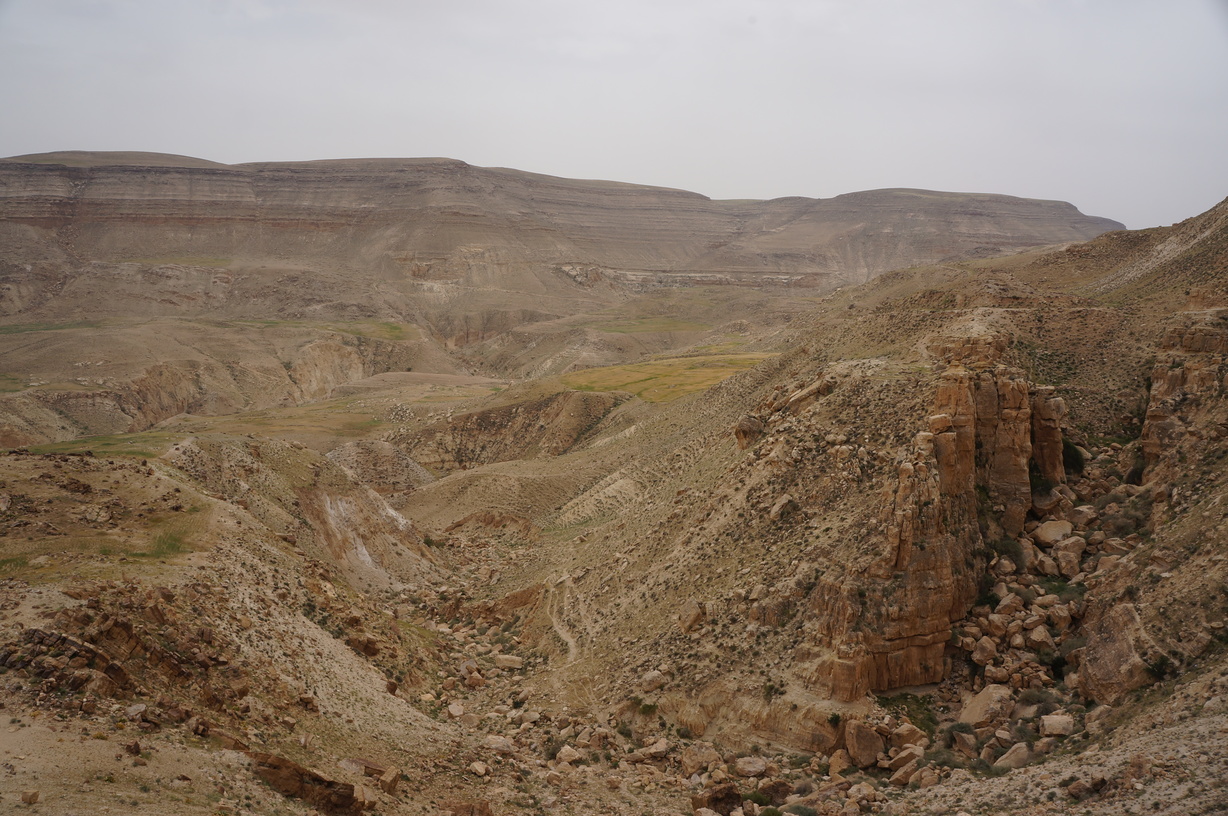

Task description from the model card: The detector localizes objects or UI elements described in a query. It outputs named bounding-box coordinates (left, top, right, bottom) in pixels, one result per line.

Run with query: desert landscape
left=1, top=151, right=1226, bottom=816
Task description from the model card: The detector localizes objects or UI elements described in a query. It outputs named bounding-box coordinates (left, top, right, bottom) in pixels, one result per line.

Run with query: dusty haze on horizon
left=1, top=0, right=1225, bottom=230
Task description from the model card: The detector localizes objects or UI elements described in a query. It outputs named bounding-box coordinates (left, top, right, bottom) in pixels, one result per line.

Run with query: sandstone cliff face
left=810, top=351, right=1073, bottom=701
left=1076, top=310, right=1228, bottom=705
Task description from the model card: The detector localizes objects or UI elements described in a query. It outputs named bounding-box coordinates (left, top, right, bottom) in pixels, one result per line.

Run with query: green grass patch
left=876, top=692, right=939, bottom=737
left=132, top=530, right=187, bottom=559
left=560, top=353, right=774, bottom=402
left=0, top=555, right=30, bottom=574
left=0, top=374, right=25, bottom=393
left=29, top=431, right=176, bottom=458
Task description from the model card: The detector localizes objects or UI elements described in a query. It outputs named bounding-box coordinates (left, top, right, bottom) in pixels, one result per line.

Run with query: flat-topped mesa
left=0, top=151, right=1124, bottom=305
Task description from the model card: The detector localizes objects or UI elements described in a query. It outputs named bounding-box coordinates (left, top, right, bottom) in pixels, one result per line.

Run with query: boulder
left=757, top=778, right=792, bottom=805
left=1078, top=604, right=1155, bottom=704
left=888, top=744, right=924, bottom=771
left=249, top=752, right=363, bottom=814
left=640, top=670, right=666, bottom=692
left=888, top=759, right=919, bottom=786
left=829, top=748, right=853, bottom=777
left=733, top=756, right=768, bottom=777
left=993, top=742, right=1031, bottom=769
left=21, top=791, right=40, bottom=804
left=1032, top=520, right=1073, bottom=547
left=952, top=730, right=978, bottom=759
left=845, top=720, right=885, bottom=768
left=1040, top=714, right=1075, bottom=737
left=690, top=782, right=742, bottom=816
left=556, top=745, right=582, bottom=764
left=680, top=741, right=721, bottom=776
left=891, top=722, right=926, bottom=749
left=971, top=636, right=998, bottom=666
left=678, top=598, right=706, bottom=633
left=958, top=684, right=1013, bottom=727
left=493, top=654, right=523, bottom=670
left=482, top=735, right=516, bottom=755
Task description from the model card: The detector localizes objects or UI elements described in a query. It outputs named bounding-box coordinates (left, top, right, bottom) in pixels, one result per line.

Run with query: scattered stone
left=733, top=756, right=768, bottom=778
left=691, top=782, right=742, bottom=816
left=681, top=741, right=722, bottom=776
left=845, top=720, right=885, bottom=768
left=640, top=670, right=666, bottom=692
left=1040, top=713, right=1075, bottom=737
left=959, top=684, right=1014, bottom=727
left=556, top=745, right=582, bottom=764
left=493, top=654, right=523, bottom=670
left=993, top=742, right=1031, bottom=770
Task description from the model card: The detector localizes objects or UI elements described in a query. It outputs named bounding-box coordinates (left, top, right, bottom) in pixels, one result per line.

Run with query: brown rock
left=1040, top=714, right=1075, bottom=737
left=690, top=782, right=743, bottom=816
left=733, top=756, right=768, bottom=777
left=971, top=636, right=998, bottom=666
left=993, top=742, right=1031, bottom=769
left=889, top=759, right=919, bottom=786
left=888, top=745, right=924, bottom=771
left=249, top=752, right=364, bottom=814
left=952, top=730, right=978, bottom=759
left=890, top=722, right=926, bottom=749
left=757, top=778, right=793, bottom=805
left=681, top=741, right=722, bottom=776
left=1032, top=520, right=1073, bottom=547
left=958, top=684, right=1013, bottom=727
left=828, top=749, right=853, bottom=777
left=21, top=791, right=40, bottom=804
left=845, top=720, right=885, bottom=768
left=1066, top=779, right=1094, bottom=800
left=1078, top=604, right=1155, bottom=705
left=378, top=766, right=400, bottom=794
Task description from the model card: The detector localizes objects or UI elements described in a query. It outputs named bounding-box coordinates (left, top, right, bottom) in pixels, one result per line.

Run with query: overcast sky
left=1, top=0, right=1225, bottom=229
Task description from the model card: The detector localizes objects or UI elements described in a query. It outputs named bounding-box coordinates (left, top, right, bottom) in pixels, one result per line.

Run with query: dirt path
left=546, top=577, right=581, bottom=664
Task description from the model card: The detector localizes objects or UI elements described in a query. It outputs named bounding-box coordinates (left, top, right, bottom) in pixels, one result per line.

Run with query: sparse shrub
left=744, top=790, right=769, bottom=806
left=1062, top=438, right=1086, bottom=476
left=784, top=806, right=818, bottom=816
left=990, top=537, right=1023, bottom=563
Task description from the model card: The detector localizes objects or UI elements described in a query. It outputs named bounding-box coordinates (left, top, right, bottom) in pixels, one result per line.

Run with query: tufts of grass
left=560, top=353, right=774, bottom=402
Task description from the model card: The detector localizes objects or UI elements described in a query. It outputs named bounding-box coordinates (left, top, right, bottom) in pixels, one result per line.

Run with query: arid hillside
left=0, top=159, right=1224, bottom=816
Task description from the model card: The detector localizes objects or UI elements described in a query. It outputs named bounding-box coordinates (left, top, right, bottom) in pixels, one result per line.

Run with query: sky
left=1, top=1, right=1226, bottom=230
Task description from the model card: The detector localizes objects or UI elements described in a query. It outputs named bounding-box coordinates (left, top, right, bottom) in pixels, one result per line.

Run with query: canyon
left=0, top=152, right=1225, bottom=816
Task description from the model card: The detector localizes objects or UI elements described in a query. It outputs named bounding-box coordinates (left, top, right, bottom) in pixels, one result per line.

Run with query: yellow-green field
left=29, top=430, right=180, bottom=458
left=561, top=353, right=775, bottom=402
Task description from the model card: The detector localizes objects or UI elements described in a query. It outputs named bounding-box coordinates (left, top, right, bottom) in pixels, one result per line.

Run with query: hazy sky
left=1, top=0, right=1225, bottom=229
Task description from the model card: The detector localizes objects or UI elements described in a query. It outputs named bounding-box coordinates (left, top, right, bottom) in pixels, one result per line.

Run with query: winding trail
left=546, top=576, right=581, bottom=664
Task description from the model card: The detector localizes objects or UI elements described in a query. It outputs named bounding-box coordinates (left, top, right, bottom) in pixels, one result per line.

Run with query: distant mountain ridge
left=0, top=151, right=1123, bottom=305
